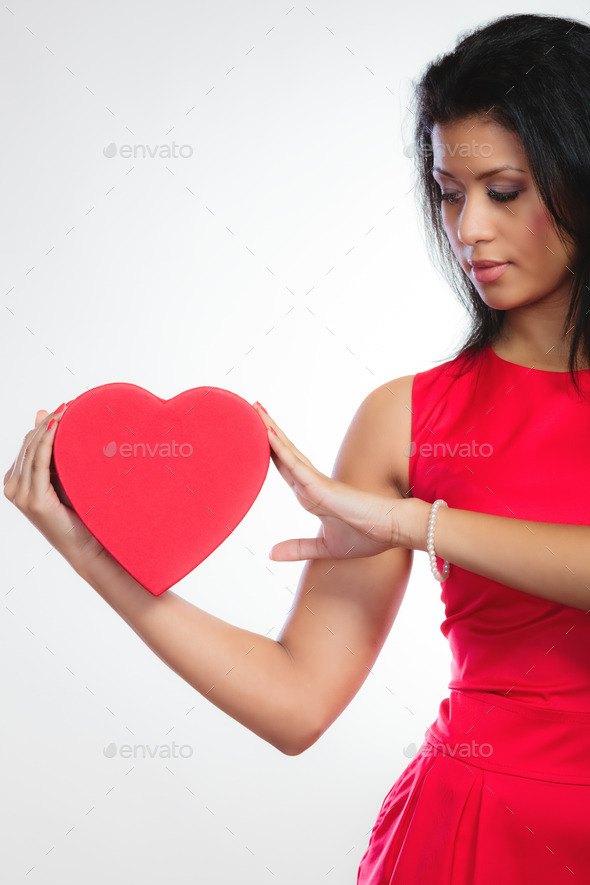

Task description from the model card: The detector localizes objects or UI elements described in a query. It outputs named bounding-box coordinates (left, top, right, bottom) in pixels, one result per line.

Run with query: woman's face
left=430, top=117, right=577, bottom=311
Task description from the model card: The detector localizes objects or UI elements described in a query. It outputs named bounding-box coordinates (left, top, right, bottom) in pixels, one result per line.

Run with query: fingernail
left=270, top=427, right=277, bottom=436
left=54, top=402, right=66, bottom=414
left=255, top=402, right=268, bottom=414
left=47, top=419, right=56, bottom=431
left=65, top=399, right=74, bottom=407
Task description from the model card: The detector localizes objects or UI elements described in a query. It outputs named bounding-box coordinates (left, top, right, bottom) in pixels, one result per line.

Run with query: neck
left=493, top=307, right=589, bottom=372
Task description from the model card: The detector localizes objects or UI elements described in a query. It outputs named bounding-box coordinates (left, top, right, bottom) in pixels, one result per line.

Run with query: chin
left=476, top=292, right=521, bottom=311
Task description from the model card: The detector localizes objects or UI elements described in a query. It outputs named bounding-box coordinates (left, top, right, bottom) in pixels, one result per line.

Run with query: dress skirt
left=356, top=690, right=590, bottom=884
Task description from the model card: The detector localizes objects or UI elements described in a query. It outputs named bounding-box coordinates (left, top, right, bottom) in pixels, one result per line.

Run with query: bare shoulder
left=331, top=374, right=415, bottom=499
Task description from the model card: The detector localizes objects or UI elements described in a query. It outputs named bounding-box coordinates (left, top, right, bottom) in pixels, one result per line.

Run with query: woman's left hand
left=252, top=402, right=411, bottom=562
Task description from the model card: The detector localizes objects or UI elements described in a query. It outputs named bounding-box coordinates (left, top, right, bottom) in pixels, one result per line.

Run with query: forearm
left=403, top=498, right=590, bottom=611
left=76, top=552, right=307, bottom=755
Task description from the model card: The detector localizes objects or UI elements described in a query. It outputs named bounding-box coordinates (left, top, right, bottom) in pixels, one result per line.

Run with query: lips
left=470, top=261, right=511, bottom=283
left=470, top=260, right=507, bottom=268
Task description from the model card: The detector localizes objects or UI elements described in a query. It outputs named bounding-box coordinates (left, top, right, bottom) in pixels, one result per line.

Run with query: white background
left=1, top=1, right=585, bottom=883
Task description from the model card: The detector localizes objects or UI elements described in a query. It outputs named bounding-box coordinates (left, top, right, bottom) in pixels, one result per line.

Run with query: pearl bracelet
left=427, top=499, right=450, bottom=582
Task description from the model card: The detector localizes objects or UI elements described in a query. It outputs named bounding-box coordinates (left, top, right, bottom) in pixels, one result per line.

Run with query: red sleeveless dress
left=356, top=343, right=590, bottom=884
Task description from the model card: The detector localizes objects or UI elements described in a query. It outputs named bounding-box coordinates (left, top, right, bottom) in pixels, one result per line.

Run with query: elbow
left=280, top=742, right=305, bottom=757
left=280, top=718, right=323, bottom=757
left=280, top=735, right=314, bottom=757
left=278, top=728, right=312, bottom=757
left=277, top=711, right=322, bottom=757
left=274, top=660, right=325, bottom=755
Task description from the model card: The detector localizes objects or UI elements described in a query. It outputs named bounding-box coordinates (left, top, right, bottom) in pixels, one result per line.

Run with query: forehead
left=431, top=118, right=528, bottom=174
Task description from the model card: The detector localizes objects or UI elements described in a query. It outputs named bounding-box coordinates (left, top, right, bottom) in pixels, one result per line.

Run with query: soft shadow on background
left=1, top=1, right=581, bottom=882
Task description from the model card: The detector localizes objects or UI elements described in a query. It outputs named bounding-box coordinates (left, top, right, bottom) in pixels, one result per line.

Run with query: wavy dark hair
left=408, top=12, right=590, bottom=397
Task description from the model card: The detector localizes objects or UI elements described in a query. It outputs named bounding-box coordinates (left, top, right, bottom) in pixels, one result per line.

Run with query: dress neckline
left=486, top=343, right=590, bottom=374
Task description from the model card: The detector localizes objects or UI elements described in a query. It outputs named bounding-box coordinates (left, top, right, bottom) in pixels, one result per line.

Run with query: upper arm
left=276, top=374, right=416, bottom=753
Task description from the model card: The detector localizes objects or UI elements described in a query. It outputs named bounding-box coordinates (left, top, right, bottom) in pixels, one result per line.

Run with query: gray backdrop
left=2, top=1, right=581, bottom=883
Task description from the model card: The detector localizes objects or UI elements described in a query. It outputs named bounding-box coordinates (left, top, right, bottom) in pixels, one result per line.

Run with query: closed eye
left=488, top=189, right=520, bottom=202
left=439, top=189, right=521, bottom=205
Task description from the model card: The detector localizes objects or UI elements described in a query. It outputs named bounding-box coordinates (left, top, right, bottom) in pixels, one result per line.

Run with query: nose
left=456, top=193, right=496, bottom=247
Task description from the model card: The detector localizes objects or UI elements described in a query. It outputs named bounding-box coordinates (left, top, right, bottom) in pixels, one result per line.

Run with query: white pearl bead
left=426, top=499, right=450, bottom=582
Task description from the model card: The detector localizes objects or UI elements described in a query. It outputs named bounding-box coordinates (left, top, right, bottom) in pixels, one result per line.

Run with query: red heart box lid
left=52, top=383, right=270, bottom=596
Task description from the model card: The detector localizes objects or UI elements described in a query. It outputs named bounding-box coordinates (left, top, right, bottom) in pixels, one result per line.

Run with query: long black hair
left=409, top=13, right=590, bottom=397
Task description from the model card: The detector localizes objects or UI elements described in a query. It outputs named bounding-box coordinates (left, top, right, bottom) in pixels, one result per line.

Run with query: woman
left=5, top=11, right=590, bottom=883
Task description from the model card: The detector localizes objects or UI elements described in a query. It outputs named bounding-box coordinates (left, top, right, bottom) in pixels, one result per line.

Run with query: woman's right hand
left=3, top=406, right=110, bottom=575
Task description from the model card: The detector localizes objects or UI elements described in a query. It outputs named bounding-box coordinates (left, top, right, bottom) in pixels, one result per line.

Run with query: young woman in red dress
left=6, top=12, right=590, bottom=884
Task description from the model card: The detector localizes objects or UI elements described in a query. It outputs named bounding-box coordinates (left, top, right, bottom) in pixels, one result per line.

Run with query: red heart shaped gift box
left=51, top=383, right=270, bottom=595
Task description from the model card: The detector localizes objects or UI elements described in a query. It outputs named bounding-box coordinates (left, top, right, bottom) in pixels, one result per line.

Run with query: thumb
left=269, top=536, right=329, bottom=562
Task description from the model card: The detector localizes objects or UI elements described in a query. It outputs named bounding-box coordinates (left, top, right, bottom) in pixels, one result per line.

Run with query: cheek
left=515, top=204, right=562, bottom=271
left=521, top=206, right=571, bottom=277
left=526, top=204, right=555, bottom=243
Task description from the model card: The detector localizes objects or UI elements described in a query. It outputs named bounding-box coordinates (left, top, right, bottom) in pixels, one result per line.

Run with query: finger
left=35, top=409, right=49, bottom=428
left=20, top=407, right=65, bottom=495
left=253, top=403, right=315, bottom=470
left=29, top=410, right=64, bottom=500
left=3, top=417, right=47, bottom=491
left=269, top=432, right=342, bottom=521
left=271, top=424, right=315, bottom=470
left=266, top=421, right=316, bottom=480
left=11, top=424, right=45, bottom=497
left=265, top=430, right=317, bottom=498
left=269, top=535, right=331, bottom=562
left=3, top=459, right=17, bottom=488
left=267, top=439, right=299, bottom=490
left=254, top=411, right=311, bottom=491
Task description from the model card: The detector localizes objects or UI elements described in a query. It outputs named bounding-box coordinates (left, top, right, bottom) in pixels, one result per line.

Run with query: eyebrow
left=432, top=164, right=527, bottom=181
